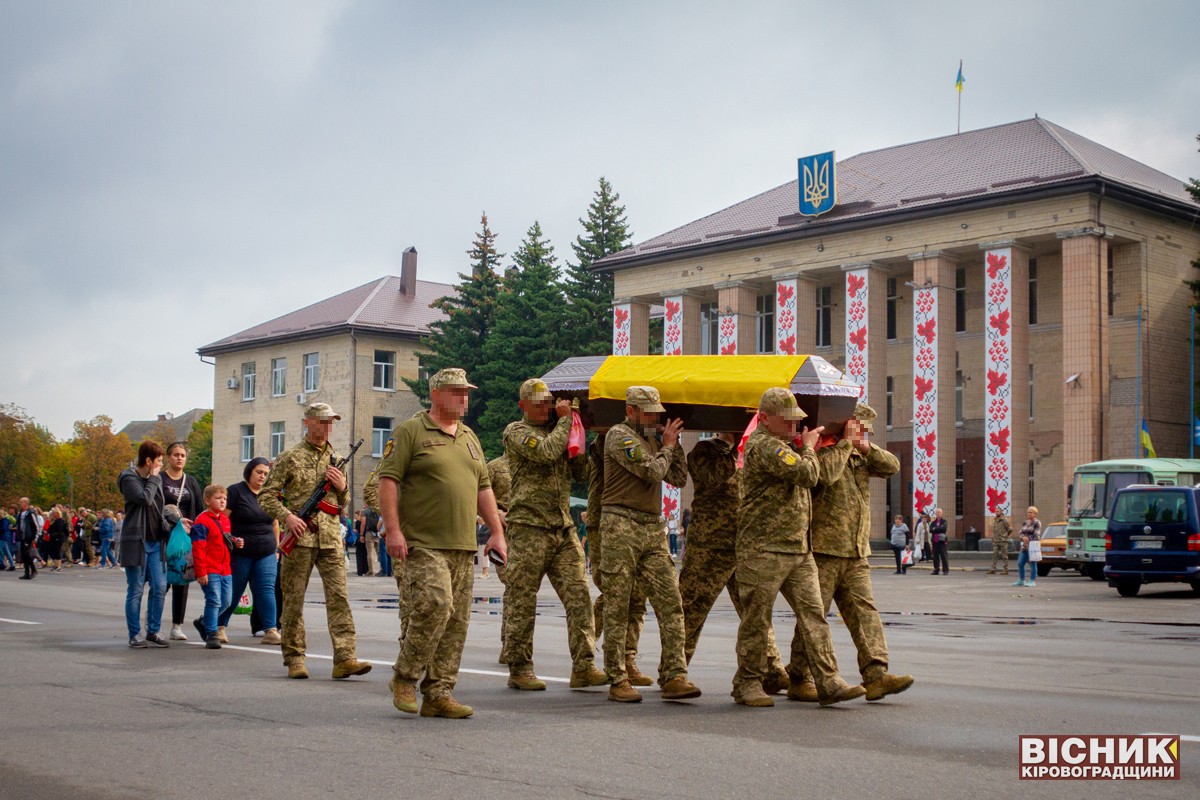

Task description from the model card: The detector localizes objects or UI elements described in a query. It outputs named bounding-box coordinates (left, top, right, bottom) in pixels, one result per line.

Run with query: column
left=660, top=291, right=704, bottom=356
left=1057, top=229, right=1109, bottom=493
left=908, top=252, right=957, bottom=524
left=612, top=299, right=650, bottom=355
left=774, top=273, right=817, bottom=355
left=980, top=242, right=1031, bottom=533
left=843, top=262, right=890, bottom=536
left=715, top=280, right=758, bottom=354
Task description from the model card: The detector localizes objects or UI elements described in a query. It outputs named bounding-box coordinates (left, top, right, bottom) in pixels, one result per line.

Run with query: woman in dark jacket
left=46, top=509, right=69, bottom=572
left=162, top=442, right=203, bottom=641
left=118, top=440, right=171, bottom=648
left=929, top=507, right=950, bottom=575
left=217, top=457, right=281, bottom=645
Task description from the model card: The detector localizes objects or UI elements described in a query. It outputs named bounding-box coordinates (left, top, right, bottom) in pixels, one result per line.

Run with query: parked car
left=1035, top=521, right=1079, bottom=577
left=1104, top=485, right=1200, bottom=597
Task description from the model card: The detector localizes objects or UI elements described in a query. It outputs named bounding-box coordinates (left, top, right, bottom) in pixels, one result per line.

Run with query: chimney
left=400, top=247, right=417, bottom=296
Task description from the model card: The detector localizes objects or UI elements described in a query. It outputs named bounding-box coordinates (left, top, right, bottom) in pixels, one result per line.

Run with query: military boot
left=863, top=673, right=915, bottom=701
left=786, top=680, right=818, bottom=702
left=389, top=678, right=418, bottom=714
left=569, top=665, right=609, bottom=688
left=625, top=656, right=653, bottom=687
left=734, top=684, right=774, bottom=707
left=507, top=671, right=547, bottom=691
left=761, top=668, right=790, bottom=695
left=986, top=569, right=996, bottom=574
left=818, top=683, right=868, bottom=706
left=660, top=676, right=702, bottom=700
left=608, top=679, right=642, bottom=703
left=420, top=694, right=474, bottom=719
left=332, top=659, right=373, bottom=679
left=287, top=660, right=309, bottom=680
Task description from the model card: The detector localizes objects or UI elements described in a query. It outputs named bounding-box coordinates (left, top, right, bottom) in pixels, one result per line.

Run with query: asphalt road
left=1, top=558, right=1196, bottom=800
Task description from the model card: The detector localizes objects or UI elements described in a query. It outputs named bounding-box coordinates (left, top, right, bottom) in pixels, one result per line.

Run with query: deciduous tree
left=70, top=416, right=131, bottom=511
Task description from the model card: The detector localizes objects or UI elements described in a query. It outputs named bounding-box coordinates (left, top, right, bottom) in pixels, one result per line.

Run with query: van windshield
left=1070, top=471, right=1150, bottom=518
left=1111, top=491, right=1190, bottom=525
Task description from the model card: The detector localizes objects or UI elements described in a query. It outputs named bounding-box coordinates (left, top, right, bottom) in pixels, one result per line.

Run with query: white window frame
left=270, top=421, right=285, bottom=459
left=303, top=352, right=319, bottom=393
left=240, top=424, right=255, bottom=462
left=241, top=362, right=256, bottom=401
left=374, top=350, right=396, bottom=391
left=755, top=293, right=775, bottom=354
left=271, top=357, right=287, bottom=397
left=699, top=302, right=718, bottom=355
left=815, top=286, right=832, bottom=347
left=372, top=416, right=393, bottom=457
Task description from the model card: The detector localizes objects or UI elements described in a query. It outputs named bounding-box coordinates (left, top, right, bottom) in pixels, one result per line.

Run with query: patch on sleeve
left=523, top=435, right=540, bottom=449
left=382, top=438, right=394, bottom=460
left=774, top=445, right=798, bottom=466
left=621, top=437, right=643, bottom=462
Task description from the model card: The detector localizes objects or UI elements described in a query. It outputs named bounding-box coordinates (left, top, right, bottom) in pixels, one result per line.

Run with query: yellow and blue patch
left=621, top=436, right=643, bottom=462
left=775, top=445, right=798, bottom=466
left=523, top=435, right=540, bottom=449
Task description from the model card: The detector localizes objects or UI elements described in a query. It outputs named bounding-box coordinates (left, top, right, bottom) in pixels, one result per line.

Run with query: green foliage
left=562, top=177, right=632, bottom=356
left=186, top=410, right=213, bottom=487
left=69, top=416, right=131, bottom=511
left=475, top=221, right=571, bottom=456
left=0, top=404, right=51, bottom=506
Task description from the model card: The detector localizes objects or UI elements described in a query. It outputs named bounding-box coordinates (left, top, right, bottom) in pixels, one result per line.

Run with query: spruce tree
left=404, top=213, right=503, bottom=435
left=475, top=221, right=570, bottom=456
left=563, top=177, right=632, bottom=356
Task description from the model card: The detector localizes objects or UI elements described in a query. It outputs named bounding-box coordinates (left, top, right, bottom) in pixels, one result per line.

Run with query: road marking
left=0, top=617, right=41, bottom=625
left=1143, top=732, right=1200, bottom=742
left=184, top=641, right=570, bottom=683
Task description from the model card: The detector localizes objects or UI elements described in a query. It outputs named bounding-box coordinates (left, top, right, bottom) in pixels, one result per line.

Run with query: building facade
left=198, top=250, right=447, bottom=512
left=597, top=118, right=1200, bottom=542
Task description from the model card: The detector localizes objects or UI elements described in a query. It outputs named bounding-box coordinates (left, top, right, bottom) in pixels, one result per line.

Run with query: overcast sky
left=2, top=0, right=1198, bottom=439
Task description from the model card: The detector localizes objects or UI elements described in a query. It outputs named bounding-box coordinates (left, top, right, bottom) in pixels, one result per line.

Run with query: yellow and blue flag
left=955, top=61, right=965, bottom=93
left=1140, top=420, right=1156, bottom=459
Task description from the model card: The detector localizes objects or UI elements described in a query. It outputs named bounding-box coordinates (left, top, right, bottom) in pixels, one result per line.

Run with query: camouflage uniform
left=83, top=512, right=98, bottom=565
left=501, top=400, right=597, bottom=677
left=990, top=514, right=1012, bottom=573
left=679, top=438, right=784, bottom=675
left=260, top=438, right=358, bottom=667
left=600, top=415, right=690, bottom=686
left=365, top=468, right=410, bottom=642
left=734, top=415, right=854, bottom=702
left=489, top=454, right=511, bottom=653
left=791, top=430, right=901, bottom=686
left=588, top=435, right=646, bottom=654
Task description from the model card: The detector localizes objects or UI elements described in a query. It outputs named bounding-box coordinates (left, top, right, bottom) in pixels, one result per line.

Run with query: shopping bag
left=1028, top=540, right=1043, bottom=562
left=165, top=520, right=194, bottom=585
left=901, top=549, right=913, bottom=566
left=567, top=411, right=586, bottom=458
left=233, top=593, right=253, bottom=615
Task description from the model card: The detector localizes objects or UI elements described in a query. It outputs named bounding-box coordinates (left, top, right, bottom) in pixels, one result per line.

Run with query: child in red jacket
left=190, top=485, right=242, bottom=649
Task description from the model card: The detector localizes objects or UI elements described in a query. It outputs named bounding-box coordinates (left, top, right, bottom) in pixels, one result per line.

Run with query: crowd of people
left=1, top=500, right=121, bottom=578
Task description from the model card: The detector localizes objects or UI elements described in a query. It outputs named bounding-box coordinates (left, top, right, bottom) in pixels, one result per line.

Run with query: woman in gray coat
left=118, top=440, right=171, bottom=648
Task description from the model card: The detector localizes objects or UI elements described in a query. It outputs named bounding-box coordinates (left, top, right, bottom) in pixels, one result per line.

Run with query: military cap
left=429, top=367, right=477, bottom=390
left=304, top=402, right=342, bottom=420
left=519, top=378, right=552, bottom=402
left=758, top=387, right=807, bottom=420
left=626, top=385, right=666, bottom=413
left=853, top=402, right=877, bottom=433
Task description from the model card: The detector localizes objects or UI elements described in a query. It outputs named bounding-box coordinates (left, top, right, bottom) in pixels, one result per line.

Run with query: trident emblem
left=797, top=151, right=837, bottom=217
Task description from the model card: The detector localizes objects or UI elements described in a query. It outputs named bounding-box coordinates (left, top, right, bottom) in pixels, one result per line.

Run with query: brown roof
left=119, top=408, right=210, bottom=444
left=198, top=276, right=453, bottom=355
left=600, top=117, right=1198, bottom=270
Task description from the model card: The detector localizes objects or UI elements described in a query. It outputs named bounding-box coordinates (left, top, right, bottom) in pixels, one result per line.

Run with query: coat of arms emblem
left=797, top=151, right=837, bottom=217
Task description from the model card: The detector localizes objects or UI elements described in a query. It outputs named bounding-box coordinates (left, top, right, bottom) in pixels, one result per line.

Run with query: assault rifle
left=278, top=438, right=363, bottom=556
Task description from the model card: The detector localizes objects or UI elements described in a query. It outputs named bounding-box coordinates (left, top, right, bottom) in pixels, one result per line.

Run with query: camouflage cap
left=429, top=367, right=477, bottom=390
left=519, top=378, right=552, bottom=403
left=758, top=387, right=807, bottom=420
left=853, top=402, right=877, bottom=433
left=626, top=385, right=665, bottom=413
left=304, top=402, right=342, bottom=421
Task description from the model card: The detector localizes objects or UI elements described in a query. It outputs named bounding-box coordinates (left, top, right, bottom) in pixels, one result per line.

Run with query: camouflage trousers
left=679, top=544, right=784, bottom=673
left=501, top=523, right=597, bottom=674
left=280, top=544, right=358, bottom=665
left=392, top=548, right=473, bottom=700
left=733, top=549, right=850, bottom=700
left=589, top=513, right=645, bottom=657
left=990, top=540, right=1010, bottom=571
left=391, top=554, right=410, bottom=643
left=599, top=511, right=687, bottom=685
left=792, top=554, right=889, bottom=685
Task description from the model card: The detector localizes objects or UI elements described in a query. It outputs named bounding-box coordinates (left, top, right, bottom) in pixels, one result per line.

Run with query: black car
left=1105, top=485, right=1200, bottom=597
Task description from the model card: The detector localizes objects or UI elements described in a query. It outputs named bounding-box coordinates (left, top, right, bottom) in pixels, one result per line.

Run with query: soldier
left=988, top=511, right=1012, bottom=575
left=601, top=385, right=701, bottom=703
left=500, top=379, right=607, bottom=691
left=488, top=453, right=511, bottom=663
left=733, top=388, right=865, bottom=708
left=679, top=434, right=789, bottom=694
left=791, top=403, right=914, bottom=703
left=364, top=468, right=411, bottom=645
left=260, top=403, right=372, bottom=681
left=587, top=432, right=652, bottom=686
left=378, top=368, right=507, bottom=719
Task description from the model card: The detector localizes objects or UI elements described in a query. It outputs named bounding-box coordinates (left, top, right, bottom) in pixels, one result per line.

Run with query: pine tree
left=475, top=221, right=570, bottom=455
left=563, top=177, right=632, bottom=356
left=403, top=213, right=504, bottom=434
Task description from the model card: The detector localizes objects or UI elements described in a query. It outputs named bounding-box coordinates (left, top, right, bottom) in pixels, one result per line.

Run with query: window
left=815, top=286, right=832, bottom=347
left=1028, top=460, right=1036, bottom=509
left=955, top=353, right=964, bottom=426
left=270, top=422, right=285, bottom=459
left=886, top=375, right=894, bottom=429
left=699, top=302, right=718, bottom=355
left=955, top=463, right=964, bottom=517
left=241, top=362, right=256, bottom=401
left=240, top=425, right=255, bottom=462
left=886, top=277, right=897, bottom=340
left=755, top=293, right=775, bottom=354
left=271, top=357, right=287, bottom=397
left=374, top=350, right=396, bottom=390
left=1028, top=363, right=1035, bottom=421
left=1028, top=258, right=1038, bottom=325
left=372, top=417, right=394, bottom=457
left=955, top=267, right=966, bottom=333
left=303, top=352, right=319, bottom=393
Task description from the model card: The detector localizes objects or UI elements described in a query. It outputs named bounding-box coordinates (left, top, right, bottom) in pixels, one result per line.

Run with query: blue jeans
left=201, top=574, right=233, bottom=637
left=378, top=538, right=391, bottom=576
left=99, top=540, right=116, bottom=567
left=1017, top=550, right=1032, bottom=582
left=0, top=541, right=14, bottom=568
left=125, top=540, right=167, bottom=638
left=218, top=553, right=278, bottom=631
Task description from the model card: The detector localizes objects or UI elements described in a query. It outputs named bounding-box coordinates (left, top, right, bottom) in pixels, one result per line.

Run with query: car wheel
left=1115, top=580, right=1141, bottom=598
left=1087, top=564, right=1106, bottom=581
left=1191, top=581, right=1200, bottom=597
left=1036, top=564, right=1050, bottom=578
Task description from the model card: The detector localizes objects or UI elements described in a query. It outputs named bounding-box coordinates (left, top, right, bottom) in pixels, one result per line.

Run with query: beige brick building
left=197, top=249, right=447, bottom=512
left=597, top=118, right=1200, bottom=543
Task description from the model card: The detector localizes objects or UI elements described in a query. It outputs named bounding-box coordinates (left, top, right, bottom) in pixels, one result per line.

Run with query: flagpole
left=956, top=59, right=962, bottom=134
